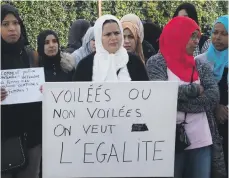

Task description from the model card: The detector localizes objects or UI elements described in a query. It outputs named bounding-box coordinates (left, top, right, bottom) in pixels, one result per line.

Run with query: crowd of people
left=1, top=2, right=228, bottom=178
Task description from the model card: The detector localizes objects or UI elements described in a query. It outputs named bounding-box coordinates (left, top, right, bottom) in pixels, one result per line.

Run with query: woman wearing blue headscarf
left=207, top=15, right=228, bottom=83
left=195, top=15, right=228, bottom=177
left=208, top=15, right=228, bottom=175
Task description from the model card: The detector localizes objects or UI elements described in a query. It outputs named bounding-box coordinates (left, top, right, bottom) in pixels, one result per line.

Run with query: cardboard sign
left=43, top=81, right=178, bottom=177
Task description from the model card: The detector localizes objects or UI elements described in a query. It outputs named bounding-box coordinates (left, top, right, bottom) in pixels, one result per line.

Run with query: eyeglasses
left=190, top=33, right=200, bottom=41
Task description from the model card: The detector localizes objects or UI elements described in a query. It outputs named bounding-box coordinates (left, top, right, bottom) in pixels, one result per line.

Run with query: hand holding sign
left=1, top=88, right=8, bottom=101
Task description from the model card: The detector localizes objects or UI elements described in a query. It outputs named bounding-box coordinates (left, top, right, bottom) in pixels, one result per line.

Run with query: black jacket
left=40, top=52, right=75, bottom=82
left=142, top=40, right=156, bottom=62
left=44, top=68, right=74, bottom=82
left=218, top=68, right=228, bottom=173
left=72, top=52, right=149, bottom=81
left=218, top=68, right=228, bottom=106
left=35, top=52, right=75, bottom=147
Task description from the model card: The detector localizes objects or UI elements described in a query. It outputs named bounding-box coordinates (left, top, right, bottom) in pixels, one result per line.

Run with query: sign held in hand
left=1, top=67, right=45, bottom=105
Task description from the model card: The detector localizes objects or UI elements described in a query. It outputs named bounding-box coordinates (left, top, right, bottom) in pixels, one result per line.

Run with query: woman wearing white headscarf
left=121, top=14, right=156, bottom=61
left=72, top=14, right=149, bottom=82
left=71, top=27, right=95, bottom=67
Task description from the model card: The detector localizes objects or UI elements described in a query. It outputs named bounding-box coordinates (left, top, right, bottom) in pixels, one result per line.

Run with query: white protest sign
left=1, top=67, right=45, bottom=105
left=43, top=81, right=178, bottom=178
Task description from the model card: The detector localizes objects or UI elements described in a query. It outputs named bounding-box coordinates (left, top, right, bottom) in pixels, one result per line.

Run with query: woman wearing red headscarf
left=146, top=17, right=226, bottom=178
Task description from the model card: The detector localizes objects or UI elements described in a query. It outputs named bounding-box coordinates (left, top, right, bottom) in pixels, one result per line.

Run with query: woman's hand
left=1, top=88, right=8, bottom=101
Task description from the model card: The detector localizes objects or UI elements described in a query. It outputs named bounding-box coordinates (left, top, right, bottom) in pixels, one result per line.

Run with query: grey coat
left=146, top=53, right=227, bottom=178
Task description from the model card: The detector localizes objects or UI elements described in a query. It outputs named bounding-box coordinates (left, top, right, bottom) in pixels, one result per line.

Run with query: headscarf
left=1, top=4, right=29, bottom=54
left=37, top=30, right=61, bottom=70
left=122, top=21, right=145, bottom=62
left=120, top=14, right=144, bottom=43
left=143, top=22, right=162, bottom=52
left=207, top=15, right=228, bottom=82
left=93, top=14, right=130, bottom=82
left=173, top=2, right=199, bottom=25
left=159, top=16, right=200, bottom=82
left=66, top=19, right=91, bottom=53
left=71, top=27, right=94, bottom=67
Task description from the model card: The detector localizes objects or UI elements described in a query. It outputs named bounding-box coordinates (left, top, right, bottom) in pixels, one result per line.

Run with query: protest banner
left=1, top=67, right=45, bottom=105
left=43, top=81, right=178, bottom=177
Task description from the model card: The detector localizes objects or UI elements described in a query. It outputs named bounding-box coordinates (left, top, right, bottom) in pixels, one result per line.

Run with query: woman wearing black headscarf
left=37, top=30, right=75, bottom=82
left=1, top=4, right=41, bottom=178
left=173, top=2, right=210, bottom=57
left=143, top=21, right=162, bottom=53
left=65, top=19, right=91, bottom=53
left=173, top=3, right=199, bottom=24
left=36, top=30, right=75, bottom=178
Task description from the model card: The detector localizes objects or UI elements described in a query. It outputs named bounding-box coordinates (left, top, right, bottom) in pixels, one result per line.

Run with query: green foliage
left=1, top=0, right=228, bottom=49
left=2, top=1, right=77, bottom=49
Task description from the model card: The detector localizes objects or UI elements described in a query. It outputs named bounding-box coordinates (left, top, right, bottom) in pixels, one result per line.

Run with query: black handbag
left=175, top=113, right=191, bottom=153
left=1, top=133, right=28, bottom=173
left=175, top=67, right=195, bottom=153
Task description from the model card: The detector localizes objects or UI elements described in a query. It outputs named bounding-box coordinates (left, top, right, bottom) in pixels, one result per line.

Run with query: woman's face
left=1, top=14, right=21, bottom=43
left=178, top=9, right=188, bottom=17
left=211, top=23, right=228, bottom=51
left=102, top=22, right=122, bottom=54
left=123, top=28, right=137, bottom=53
left=186, top=30, right=200, bottom=55
left=44, top=34, right=59, bottom=56
left=90, top=39, right=96, bottom=52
